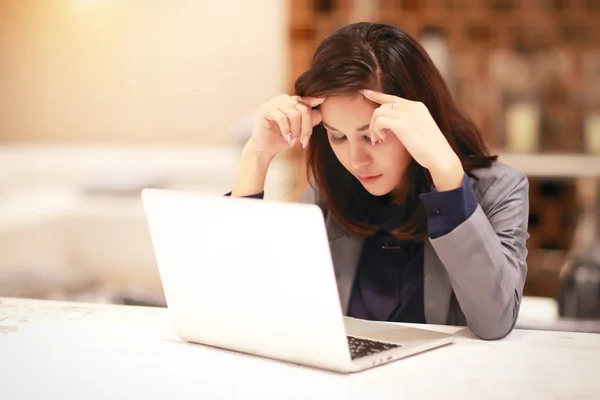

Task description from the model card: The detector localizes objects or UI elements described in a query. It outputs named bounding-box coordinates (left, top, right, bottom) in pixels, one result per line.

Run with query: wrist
left=231, top=144, right=274, bottom=198
left=242, top=142, right=277, bottom=166
left=429, top=156, right=464, bottom=191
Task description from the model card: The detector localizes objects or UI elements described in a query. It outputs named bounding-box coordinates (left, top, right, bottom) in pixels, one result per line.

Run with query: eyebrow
left=322, top=122, right=370, bottom=133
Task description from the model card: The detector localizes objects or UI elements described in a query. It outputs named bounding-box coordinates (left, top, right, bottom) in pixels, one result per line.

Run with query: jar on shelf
left=501, top=89, right=541, bottom=153
left=583, top=95, right=600, bottom=155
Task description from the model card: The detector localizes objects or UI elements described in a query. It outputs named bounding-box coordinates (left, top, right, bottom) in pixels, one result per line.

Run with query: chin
left=361, top=184, right=394, bottom=197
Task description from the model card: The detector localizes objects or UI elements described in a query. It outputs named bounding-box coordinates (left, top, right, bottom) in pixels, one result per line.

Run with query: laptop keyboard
left=347, top=336, right=401, bottom=360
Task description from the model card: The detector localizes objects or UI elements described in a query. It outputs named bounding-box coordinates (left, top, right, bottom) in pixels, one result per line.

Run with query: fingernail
left=301, top=138, right=307, bottom=148
left=290, top=138, right=297, bottom=147
left=361, top=89, right=373, bottom=95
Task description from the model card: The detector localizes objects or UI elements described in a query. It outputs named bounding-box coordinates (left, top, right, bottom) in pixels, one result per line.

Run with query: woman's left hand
left=362, top=89, right=464, bottom=191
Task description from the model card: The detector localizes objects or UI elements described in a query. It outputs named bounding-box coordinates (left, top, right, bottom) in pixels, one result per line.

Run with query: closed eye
left=327, top=131, right=346, bottom=142
left=330, top=135, right=346, bottom=143
left=328, top=134, right=373, bottom=144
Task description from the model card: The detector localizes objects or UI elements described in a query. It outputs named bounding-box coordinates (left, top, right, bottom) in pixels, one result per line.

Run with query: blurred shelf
left=516, top=296, right=600, bottom=333
left=497, top=153, right=600, bottom=178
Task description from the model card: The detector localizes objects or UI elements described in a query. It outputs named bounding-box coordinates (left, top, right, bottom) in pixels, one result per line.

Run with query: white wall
left=0, top=0, right=288, bottom=145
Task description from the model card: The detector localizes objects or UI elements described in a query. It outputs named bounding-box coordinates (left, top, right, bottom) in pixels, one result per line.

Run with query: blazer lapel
left=324, top=214, right=364, bottom=314
left=423, top=240, right=452, bottom=324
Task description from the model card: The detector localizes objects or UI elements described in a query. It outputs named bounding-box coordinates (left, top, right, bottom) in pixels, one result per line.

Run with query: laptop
left=141, top=188, right=453, bottom=373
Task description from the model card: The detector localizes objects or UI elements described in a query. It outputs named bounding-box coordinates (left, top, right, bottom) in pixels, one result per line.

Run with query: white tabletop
left=1, top=297, right=599, bottom=400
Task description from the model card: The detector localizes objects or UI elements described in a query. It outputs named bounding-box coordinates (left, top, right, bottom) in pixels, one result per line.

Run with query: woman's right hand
left=245, top=94, right=325, bottom=157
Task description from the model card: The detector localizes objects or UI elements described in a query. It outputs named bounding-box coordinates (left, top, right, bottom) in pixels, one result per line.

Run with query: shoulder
left=468, top=160, right=529, bottom=211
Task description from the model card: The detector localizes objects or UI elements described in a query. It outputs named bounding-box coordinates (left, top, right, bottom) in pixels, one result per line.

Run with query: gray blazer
left=297, top=161, right=529, bottom=340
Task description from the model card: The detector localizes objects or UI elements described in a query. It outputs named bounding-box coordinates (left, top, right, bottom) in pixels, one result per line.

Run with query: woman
left=230, top=22, right=529, bottom=340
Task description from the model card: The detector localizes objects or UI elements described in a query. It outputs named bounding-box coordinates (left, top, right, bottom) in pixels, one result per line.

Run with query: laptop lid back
left=141, top=188, right=352, bottom=370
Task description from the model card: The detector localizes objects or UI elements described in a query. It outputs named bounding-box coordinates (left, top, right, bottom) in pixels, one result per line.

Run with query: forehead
left=320, top=95, right=377, bottom=127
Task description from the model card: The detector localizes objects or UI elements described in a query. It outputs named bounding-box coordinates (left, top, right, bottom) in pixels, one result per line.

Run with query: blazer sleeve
left=419, top=173, right=478, bottom=239
left=429, top=172, right=529, bottom=340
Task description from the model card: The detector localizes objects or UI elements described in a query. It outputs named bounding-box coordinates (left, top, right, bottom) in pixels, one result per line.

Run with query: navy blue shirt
left=227, top=173, right=478, bottom=323
left=347, top=205, right=427, bottom=323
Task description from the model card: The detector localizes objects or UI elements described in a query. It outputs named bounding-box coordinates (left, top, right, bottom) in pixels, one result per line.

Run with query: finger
left=381, top=102, right=410, bottom=112
left=373, top=107, right=393, bottom=118
left=369, top=108, right=392, bottom=142
left=361, top=89, right=408, bottom=106
left=261, top=104, right=291, bottom=143
left=371, top=107, right=410, bottom=140
left=371, top=115, right=405, bottom=140
left=373, top=128, right=393, bottom=145
left=275, top=94, right=306, bottom=139
left=277, top=103, right=302, bottom=139
left=299, top=109, right=323, bottom=149
left=298, top=96, right=326, bottom=108
left=297, top=102, right=313, bottom=147
left=369, top=129, right=385, bottom=146
left=369, top=111, right=386, bottom=143
left=373, top=106, right=409, bottom=118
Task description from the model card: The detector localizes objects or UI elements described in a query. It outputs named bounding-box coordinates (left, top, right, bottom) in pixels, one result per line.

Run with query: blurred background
left=0, top=0, right=599, bottom=332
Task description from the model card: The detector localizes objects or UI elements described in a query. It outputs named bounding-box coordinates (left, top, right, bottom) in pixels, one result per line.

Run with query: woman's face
left=319, top=94, right=411, bottom=197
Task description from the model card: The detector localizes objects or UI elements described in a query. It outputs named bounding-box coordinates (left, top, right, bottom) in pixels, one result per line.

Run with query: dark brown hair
left=294, top=22, right=497, bottom=241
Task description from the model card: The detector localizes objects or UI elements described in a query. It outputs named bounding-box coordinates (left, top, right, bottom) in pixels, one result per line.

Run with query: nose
left=349, top=142, right=372, bottom=170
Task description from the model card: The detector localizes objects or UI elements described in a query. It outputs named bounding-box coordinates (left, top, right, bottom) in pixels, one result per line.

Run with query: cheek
left=375, top=141, right=410, bottom=169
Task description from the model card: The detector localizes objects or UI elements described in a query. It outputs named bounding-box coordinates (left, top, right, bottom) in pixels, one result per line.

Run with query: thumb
left=311, top=109, right=323, bottom=127
left=300, top=96, right=326, bottom=108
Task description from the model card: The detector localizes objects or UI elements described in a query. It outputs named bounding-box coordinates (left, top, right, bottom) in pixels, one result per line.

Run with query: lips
left=357, top=174, right=382, bottom=183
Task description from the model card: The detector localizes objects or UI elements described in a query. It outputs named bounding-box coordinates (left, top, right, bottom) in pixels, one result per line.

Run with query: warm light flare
left=76, top=0, right=105, bottom=6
